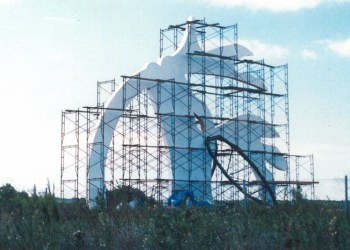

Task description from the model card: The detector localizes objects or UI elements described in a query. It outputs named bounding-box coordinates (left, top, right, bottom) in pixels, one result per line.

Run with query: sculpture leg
left=161, top=116, right=212, bottom=202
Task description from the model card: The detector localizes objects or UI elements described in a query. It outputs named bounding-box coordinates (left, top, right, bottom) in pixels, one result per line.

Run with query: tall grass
left=0, top=184, right=349, bottom=249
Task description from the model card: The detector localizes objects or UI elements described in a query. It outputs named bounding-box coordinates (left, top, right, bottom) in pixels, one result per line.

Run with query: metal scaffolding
left=60, top=19, right=315, bottom=205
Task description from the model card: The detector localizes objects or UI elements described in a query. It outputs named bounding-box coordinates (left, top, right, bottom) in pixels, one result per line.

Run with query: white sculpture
left=88, top=17, right=287, bottom=207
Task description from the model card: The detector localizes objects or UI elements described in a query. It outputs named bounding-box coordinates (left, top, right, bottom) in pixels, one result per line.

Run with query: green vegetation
left=0, top=184, right=349, bottom=249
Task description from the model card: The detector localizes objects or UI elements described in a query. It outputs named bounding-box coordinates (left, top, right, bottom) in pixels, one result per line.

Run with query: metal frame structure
left=60, top=19, right=315, bottom=205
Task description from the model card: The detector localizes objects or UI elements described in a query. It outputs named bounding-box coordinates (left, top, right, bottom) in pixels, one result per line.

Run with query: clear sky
left=0, top=0, right=349, bottom=194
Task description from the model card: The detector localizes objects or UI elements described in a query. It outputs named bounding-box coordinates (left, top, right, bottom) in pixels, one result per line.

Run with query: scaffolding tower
left=60, top=19, right=315, bottom=205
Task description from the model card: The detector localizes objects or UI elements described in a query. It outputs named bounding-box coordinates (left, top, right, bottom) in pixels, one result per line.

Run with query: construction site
left=60, top=18, right=315, bottom=207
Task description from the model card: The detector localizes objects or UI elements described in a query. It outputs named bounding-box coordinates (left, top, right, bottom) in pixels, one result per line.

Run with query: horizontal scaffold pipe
left=192, top=89, right=261, bottom=98
left=121, top=144, right=205, bottom=150
left=118, top=179, right=317, bottom=186
left=248, top=180, right=319, bottom=185
left=196, top=23, right=235, bottom=29
left=82, top=106, right=287, bottom=126
left=64, top=109, right=98, bottom=114
left=164, top=19, right=235, bottom=31
left=192, top=87, right=283, bottom=97
left=120, top=74, right=285, bottom=97
left=165, top=19, right=202, bottom=30
left=119, top=178, right=243, bottom=184
left=120, top=143, right=288, bottom=156
left=189, top=51, right=276, bottom=69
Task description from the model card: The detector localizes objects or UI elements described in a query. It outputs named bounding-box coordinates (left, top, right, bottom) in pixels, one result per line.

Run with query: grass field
left=0, top=184, right=349, bottom=249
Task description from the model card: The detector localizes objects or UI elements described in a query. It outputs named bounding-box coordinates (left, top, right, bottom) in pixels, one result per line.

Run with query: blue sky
left=0, top=0, right=349, bottom=193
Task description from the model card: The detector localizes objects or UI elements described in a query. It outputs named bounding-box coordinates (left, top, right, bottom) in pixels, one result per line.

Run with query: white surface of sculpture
left=88, top=17, right=288, bottom=207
